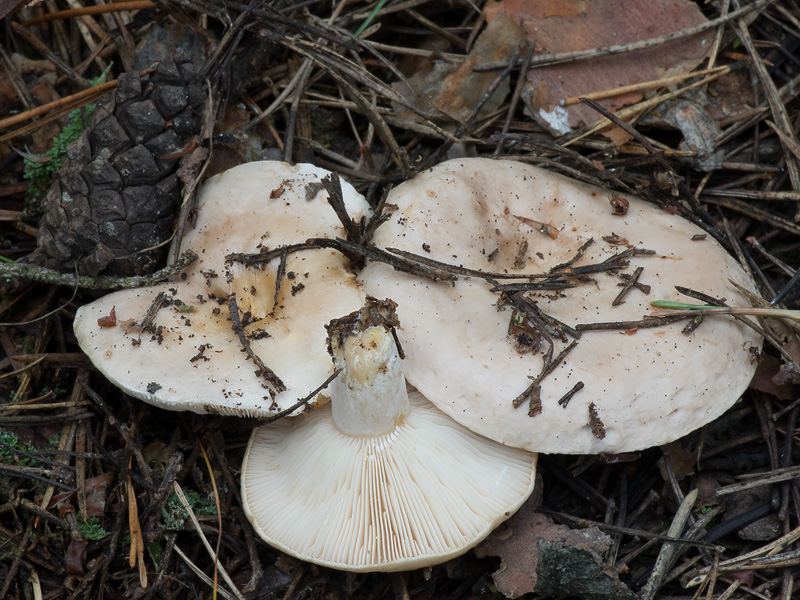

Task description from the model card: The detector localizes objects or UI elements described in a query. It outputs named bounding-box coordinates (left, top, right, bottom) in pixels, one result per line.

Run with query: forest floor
left=1, top=0, right=800, bottom=599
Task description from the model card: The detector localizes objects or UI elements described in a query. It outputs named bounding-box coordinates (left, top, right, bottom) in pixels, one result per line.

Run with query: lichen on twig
left=0, top=250, right=198, bottom=289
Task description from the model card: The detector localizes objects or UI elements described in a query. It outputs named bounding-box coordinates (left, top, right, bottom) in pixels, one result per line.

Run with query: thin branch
left=0, top=251, right=198, bottom=289
left=226, top=291, right=286, bottom=396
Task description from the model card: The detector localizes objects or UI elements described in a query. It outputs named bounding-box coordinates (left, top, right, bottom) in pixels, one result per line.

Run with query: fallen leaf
left=749, top=354, right=794, bottom=401
left=437, top=13, right=527, bottom=122
left=485, top=0, right=711, bottom=134
left=476, top=494, right=634, bottom=599
left=707, top=70, right=755, bottom=122
left=661, top=99, right=723, bottom=170
left=0, top=0, right=33, bottom=21
left=66, top=538, right=88, bottom=576
left=84, top=472, right=115, bottom=517
left=727, top=485, right=782, bottom=542
left=393, top=12, right=527, bottom=125
left=203, top=104, right=254, bottom=178
left=3, top=53, right=62, bottom=157
left=658, top=440, right=697, bottom=480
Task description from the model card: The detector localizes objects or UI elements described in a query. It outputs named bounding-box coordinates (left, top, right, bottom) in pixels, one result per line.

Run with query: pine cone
left=32, top=54, right=205, bottom=276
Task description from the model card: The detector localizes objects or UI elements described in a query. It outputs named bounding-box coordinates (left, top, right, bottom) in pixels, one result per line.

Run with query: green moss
left=78, top=516, right=110, bottom=541
left=23, top=104, right=96, bottom=192
left=0, top=429, right=39, bottom=467
left=162, top=490, right=219, bottom=531
left=23, top=67, right=112, bottom=196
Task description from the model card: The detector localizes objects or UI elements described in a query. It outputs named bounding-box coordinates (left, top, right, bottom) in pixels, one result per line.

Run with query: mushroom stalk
left=327, top=299, right=409, bottom=436
left=243, top=296, right=537, bottom=572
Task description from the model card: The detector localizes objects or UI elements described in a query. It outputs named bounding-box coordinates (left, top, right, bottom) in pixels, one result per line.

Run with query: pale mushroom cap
left=242, top=390, right=537, bottom=571
left=73, top=162, right=370, bottom=416
left=361, top=157, right=762, bottom=454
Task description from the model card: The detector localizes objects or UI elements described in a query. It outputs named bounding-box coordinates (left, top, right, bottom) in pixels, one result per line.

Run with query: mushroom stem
left=327, top=300, right=410, bottom=436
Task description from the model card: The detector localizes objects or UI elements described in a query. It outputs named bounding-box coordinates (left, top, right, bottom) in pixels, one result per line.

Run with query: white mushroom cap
left=73, top=162, right=370, bottom=417
left=242, top=301, right=537, bottom=571
left=361, top=157, right=762, bottom=454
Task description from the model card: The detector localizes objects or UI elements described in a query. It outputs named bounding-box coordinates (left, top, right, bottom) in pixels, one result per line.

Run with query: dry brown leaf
left=655, top=98, right=723, bottom=170
left=476, top=495, right=634, bottom=599
left=707, top=70, right=755, bottom=122
left=393, top=12, right=526, bottom=125
left=84, top=472, right=115, bottom=517
left=2, top=54, right=62, bottom=157
left=485, top=0, right=711, bottom=134
left=727, top=486, right=782, bottom=542
left=0, top=0, right=33, bottom=21
left=204, top=105, right=253, bottom=178
left=658, top=440, right=698, bottom=480
left=750, top=354, right=794, bottom=401
left=435, top=12, right=526, bottom=122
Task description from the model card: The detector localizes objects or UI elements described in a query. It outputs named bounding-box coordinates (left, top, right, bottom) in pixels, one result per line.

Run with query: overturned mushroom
left=361, top=157, right=762, bottom=454
left=241, top=298, right=537, bottom=571
left=73, top=161, right=370, bottom=416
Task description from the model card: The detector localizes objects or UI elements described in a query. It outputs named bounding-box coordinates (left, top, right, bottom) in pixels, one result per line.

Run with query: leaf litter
left=0, top=0, right=799, bottom=598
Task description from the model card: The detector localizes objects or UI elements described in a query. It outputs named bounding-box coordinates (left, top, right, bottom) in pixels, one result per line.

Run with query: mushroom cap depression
left=242, top=388, right=537, bottom=571
left=361, top=157, right=762, bottom=454
left=73, top=161, right=370, bottom=417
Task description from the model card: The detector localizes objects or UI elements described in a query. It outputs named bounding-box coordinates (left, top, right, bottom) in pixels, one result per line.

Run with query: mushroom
left=73, top=161, right=371, bottom=416
left=360, top=157, right=762, bottom=454
left=241, top=298, right=537, bottom=571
